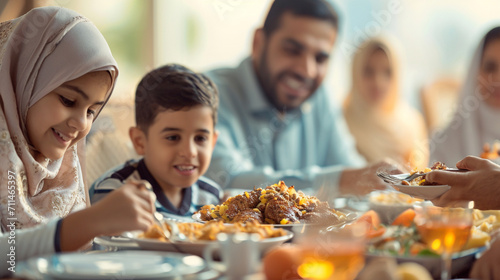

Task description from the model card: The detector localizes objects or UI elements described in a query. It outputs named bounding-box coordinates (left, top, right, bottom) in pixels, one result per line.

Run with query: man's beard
left=256, top=47, right=316, bottom=112
left=257, top=47, right=286, bottom=112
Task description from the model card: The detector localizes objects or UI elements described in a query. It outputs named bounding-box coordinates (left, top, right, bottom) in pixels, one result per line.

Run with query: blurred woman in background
left=430, top=27, right=500, bottom=166
left=344, top=37, right=429, bottom=170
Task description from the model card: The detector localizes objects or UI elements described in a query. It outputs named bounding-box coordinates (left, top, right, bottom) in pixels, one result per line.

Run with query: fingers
left=136, top=215, right=154, bottom=232
left=456, top=156, right=489, bottom=171
left=424, top=170, right=466, bottom=186
left=127, top=179, right=153, bottom=191
left=123, top=180, right=156, bottom=213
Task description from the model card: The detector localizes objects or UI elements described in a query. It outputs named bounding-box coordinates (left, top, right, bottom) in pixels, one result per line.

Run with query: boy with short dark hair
left=91, top=64, right=221, bottom=220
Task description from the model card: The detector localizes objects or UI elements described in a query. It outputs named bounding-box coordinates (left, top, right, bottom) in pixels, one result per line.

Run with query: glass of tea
left=294, top=223, right=366, bottom=280
left=414, top=201, right=474, bottom=280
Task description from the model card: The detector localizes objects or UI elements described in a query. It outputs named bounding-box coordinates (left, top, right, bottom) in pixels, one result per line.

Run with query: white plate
left=393, top=184, right=450, bottom=200
left=191, top=211, right=357, bottom=229
left=23, top=250, right=205, bottom=280
left=390, top=174, right=450, bottom=199
left=93, top=236, right=140, bottom=250
left=191, top=212, right=310, bottom=229
left=127, top=230, right=294, bottom=257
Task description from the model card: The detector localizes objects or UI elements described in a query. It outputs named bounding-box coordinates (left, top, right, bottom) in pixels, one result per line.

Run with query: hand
left=427, top=156, right=500, bottom=210
left=339, top=159, right=402, bottom=196
left=470, top=239, right=500, bottom=279
left=59, top=182, right=156, bottom=251
left=90, top=182, right=156, bottom=235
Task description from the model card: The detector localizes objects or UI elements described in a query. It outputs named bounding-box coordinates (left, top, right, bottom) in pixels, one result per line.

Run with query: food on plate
left=368, top=191, right=423, bottom=225
left=354, top=210, right=386, bottom=239
left=366, top=208, right=498, bottom=257
left=196, top=181, right=347, bottom=225
left=480, top=142, right=500, bottom=160
left=370, top=191, right=423, bottom=206
left=401, top=162, right=447, bottom=186
left=140, top=220, right=287, bottom=242
left=391, top=209, right=417, bottom=227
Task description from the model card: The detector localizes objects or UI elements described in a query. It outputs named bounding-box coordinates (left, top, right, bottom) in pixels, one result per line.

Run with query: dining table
left=5, top=195, right=484, bottom=280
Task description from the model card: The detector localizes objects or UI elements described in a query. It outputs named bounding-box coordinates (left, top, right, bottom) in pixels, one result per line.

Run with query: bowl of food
left=365, top=208, right=496, bottom=279
left=368, top=190, right=423, bottom=225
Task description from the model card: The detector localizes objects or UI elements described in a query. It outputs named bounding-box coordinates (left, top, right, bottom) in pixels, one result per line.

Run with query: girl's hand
left=59, top=182, right=156, bottom=251
left=90, top=182, right=156, bottom=236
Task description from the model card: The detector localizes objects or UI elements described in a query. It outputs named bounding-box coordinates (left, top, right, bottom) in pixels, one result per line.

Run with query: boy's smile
left=130, top=105, right=218, bottom=205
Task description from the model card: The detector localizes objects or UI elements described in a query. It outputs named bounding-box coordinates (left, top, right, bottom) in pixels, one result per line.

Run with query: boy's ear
left=211, top=130, right=219, bottom=149
left=129, top=126, right=147, bottom=155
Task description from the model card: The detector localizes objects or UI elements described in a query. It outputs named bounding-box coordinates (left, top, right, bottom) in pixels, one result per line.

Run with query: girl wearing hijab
left=0, top=7, right=155, bottom=275
left=430, top=27, right=500, bottom=166
left=344, top=37, right=429, bottom=170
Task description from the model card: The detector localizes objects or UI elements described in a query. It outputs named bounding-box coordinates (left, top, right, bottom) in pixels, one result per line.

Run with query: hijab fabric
left=344, top=37, right=429, bottom=170
left=0, top=6, right=118, bottom=230
left=430, top=30, right=500, bottom=166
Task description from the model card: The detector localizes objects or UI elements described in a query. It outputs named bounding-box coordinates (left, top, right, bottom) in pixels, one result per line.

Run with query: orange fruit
left=262, top=245, right=303, bottom=280
left=392, top=209, right=416, bottom=227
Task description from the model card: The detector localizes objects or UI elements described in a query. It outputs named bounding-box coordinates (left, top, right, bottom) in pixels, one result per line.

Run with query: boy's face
left=130, top=105, right=218, bottom=191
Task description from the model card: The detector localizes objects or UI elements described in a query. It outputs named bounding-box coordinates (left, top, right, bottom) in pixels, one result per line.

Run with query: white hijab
left=344, top=37, right=429, bottom=170
left=430, top=30, right=500, bottom=166
left=0, top=6, right=118, bottom=230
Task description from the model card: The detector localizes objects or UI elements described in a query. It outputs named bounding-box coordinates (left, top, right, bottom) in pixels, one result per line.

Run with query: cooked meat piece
left=430, top=161, right=447, bottom=170
left=247, top=189, right=262, bottom=208
left=224, top=195, right=250, bottom=220
left=315, top=201, right=331, bottom=212
left=320, top=209, right=341, bottom=225
left=301, top=201, right=318, bottom=212
left=300, top=208, right=341, bottom=225
left=264, top=197, right=301, bottom=224
left=198, top=209, right=214, bottom=221
left=232, top=209, right=264, bottom=224
left=300, top=212, right=322, bottom=223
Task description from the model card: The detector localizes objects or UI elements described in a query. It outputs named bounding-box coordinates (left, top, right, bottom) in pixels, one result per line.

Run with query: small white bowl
left=368, top=190, right=423, bottom=225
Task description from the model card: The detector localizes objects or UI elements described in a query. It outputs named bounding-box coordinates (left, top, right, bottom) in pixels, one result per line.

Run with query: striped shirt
left=90, top=159, right=222, bottom=221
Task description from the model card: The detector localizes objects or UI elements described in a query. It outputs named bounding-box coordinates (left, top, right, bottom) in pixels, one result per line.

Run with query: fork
left=376, top=168, right=465, bottom=184
left=131, top=180, right=172, bottom=240
left=153, top=212, right=171, bottom=240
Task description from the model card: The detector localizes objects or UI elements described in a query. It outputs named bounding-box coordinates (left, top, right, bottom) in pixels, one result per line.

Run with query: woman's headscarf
left=430, top=27, right=500, bottom=166
left=344, top=37, right=429, bottom=170
left=0, top=6, right=118, bottom=230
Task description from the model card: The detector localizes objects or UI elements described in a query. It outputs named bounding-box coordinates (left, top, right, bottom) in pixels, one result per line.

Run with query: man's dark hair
left=262, top=0, right=339, bottom=36
left=483, top=26, right=500, bottom=54
left=135, top=64, right=218, bottom=132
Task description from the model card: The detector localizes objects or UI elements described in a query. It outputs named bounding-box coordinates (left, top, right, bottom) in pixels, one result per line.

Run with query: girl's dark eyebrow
left=61, top=84, right=106, bottom=105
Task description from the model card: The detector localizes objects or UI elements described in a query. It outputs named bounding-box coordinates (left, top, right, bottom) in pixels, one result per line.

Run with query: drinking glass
left=294, top=223, right=366, bottom=280
left=414, top=201, right=474, bottom=280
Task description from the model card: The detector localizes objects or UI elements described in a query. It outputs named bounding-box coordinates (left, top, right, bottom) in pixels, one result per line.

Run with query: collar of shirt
left=136, top=159, right=193, bottom=215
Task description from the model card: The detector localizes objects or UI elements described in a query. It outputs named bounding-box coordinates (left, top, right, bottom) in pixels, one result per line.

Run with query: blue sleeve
left=206, top=107, right=352, bottom=193
left=205, top=68, right=365, bottom=194
left=323, top=103, right=366, bottom=167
